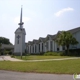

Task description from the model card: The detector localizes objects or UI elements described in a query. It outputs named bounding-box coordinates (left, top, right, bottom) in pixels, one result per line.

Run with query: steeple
left=14, top=5, right=26, bottom=56
left=18, top=5, right=24, bottom=28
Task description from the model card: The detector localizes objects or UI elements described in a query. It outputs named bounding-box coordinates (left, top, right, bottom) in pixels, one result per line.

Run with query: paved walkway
left=26, top=57, right=80, bottom=62
left=0, top=56, right=80, bottom=62
left=0, top=56, right=23, bottom=61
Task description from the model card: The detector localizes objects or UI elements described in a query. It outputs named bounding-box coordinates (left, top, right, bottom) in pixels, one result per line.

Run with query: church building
left=26, top=27, right=80, bottom=54
left=13, top=6, right=80, bottom=55
left=14, top=6, right=26, bottom=55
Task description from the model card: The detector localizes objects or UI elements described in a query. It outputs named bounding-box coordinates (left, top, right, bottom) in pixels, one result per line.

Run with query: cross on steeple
left=16, top=35, right=20, bottom=44
left=18, top=5, right=24, bottom=28
left=17, top=35, right=20, bottom=39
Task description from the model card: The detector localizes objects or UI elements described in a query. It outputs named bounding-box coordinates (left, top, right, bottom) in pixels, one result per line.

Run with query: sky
left=0, top=0, right=80, bottom=44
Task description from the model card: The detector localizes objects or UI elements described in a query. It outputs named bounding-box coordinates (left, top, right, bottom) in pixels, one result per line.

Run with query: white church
left=14, top=6, right=26, bottom=55
left=13, top=7, right=80, bottom=55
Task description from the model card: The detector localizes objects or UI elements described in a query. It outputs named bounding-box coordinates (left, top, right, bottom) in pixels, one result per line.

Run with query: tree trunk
left=66, top=45, right=69, bottom=55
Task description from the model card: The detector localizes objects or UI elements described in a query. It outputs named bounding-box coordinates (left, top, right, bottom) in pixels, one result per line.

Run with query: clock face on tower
left=16, top=35, right=20, bottom=44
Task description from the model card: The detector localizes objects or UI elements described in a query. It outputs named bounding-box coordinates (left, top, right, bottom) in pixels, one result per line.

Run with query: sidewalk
left=0, top=56, right=23, bottom=61
left=26, top=57, right=80, bottom=62
left=0, top=56, right=80, bottom=62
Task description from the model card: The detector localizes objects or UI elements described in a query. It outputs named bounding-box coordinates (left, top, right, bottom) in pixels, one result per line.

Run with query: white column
left=59, top=46, right=62, bottom=51
left=36, top=44, right=38, bottom=53
left=35, top=44, right=37, bottom=54
left=40, top=42, right=42, bottom=52
left=28, top=45, right=30, bottom=53
left=44, top=42, right=46, bottom=52
left=34, top=44, right=35, bottom=53
left=52, top=41, right=54, bottom=51
left=31, top=46, right=33, bottom=53
left=48, top=40, right=50, bottom=51
left=43, top=43, right=45, bottom=52
left=54, top=41, right=57, bottom=51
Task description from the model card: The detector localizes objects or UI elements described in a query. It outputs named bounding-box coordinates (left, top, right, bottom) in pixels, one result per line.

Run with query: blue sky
left=0, top=0, right=80, bottom=44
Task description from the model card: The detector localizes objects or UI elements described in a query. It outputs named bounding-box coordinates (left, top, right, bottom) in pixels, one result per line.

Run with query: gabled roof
left=27, top=27, right=80, bottom=44
left=55, top=27, right=80, bottom=40
left=67, top=27, right=80, bottom=34
left=52, top=34, right=56, bottom=40
left=54, top=31, right=62, bottom=39
left=28, top=41, right=33, bottom=45
left=39, top=37, right=46, bottom=42
left=33, top=39, right=39, bottom=44
left=56, top=27, right=80, bottom=36
left=46, top=34, right=56, bottom=40
left=47, top=34, right=53, bottom=38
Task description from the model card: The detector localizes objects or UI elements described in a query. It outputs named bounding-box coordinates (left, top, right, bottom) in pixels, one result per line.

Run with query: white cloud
left=54, top=7, right=74, bottom=17
left=14, top=16, right=31, bottom=23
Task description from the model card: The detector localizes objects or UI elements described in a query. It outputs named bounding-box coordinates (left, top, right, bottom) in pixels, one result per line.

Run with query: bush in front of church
left=44, top=52, right=61, bottom=56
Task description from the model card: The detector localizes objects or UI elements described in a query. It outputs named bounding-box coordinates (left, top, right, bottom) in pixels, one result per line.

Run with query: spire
left=18, top=5, right=24, bottom=28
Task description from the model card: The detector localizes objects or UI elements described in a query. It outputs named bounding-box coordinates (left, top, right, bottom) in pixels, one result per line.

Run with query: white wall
left=54, top=41, right=57, bottom=51
left=44, top=42, right=47, bottom=52
left=59, top=46, right=62, bottom=51
left=69, top=31, right=80, bottom=49
left=52, top=40, right=55, bottom=51
left=44, top=40, right=55, bottom=52
left=30, top=43, right=40, bottom=54
left=40, top=42, right=42, bottom=52
left=31, top=45, right=33, bottom=54
left=36, top=44, right=39, bottom=53
left=37, top=42, right=45, bottom=53
left=74, top=31, right=80, bottom=49
left=14, top=33, right=25, bottom=53
left=26, top=30, right=80, bottom=53
left=28, top=45, right=31, bottom=53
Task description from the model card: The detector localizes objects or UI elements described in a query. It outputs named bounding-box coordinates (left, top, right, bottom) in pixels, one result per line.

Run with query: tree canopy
left=56, top=31, right=78, bottom=53
left=0, top=37, right=11, bottom=44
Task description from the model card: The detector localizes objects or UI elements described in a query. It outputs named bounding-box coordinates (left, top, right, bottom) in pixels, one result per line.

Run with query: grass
left=14, top=55, right=72, bottom=60
left=0, top=59, right=80, bottom=74
left=13, top=51, right=73, bottom=60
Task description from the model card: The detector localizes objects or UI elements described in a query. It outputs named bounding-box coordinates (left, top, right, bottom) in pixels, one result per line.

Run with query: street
left=0, top=70, right=73, bottom=80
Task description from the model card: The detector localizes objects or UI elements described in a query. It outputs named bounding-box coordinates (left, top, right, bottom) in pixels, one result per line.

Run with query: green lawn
left=15, top=56, right=72, bottom=60
left=0, top=59, right=80, bottom=74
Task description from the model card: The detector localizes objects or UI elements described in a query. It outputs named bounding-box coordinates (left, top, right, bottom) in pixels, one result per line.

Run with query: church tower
left=14, top=6, right=26, bottom=55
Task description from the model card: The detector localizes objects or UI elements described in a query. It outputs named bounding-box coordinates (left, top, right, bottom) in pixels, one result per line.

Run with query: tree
left=0, top=37, right=12, bottom=55
left=0, top=43, right=1, bottom=55
left=0, top=37, right=11, bottom=44
left=56, top=31, right=78, bottom=54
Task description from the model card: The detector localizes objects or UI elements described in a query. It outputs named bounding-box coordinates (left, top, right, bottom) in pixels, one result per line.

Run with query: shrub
left=11, top=55, right=15, bottom=58
left=44, top=52, right=61, bottom=56
left=59, top=49, right=80, bottom=56
left=8, top=51, right=12, bottom=55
